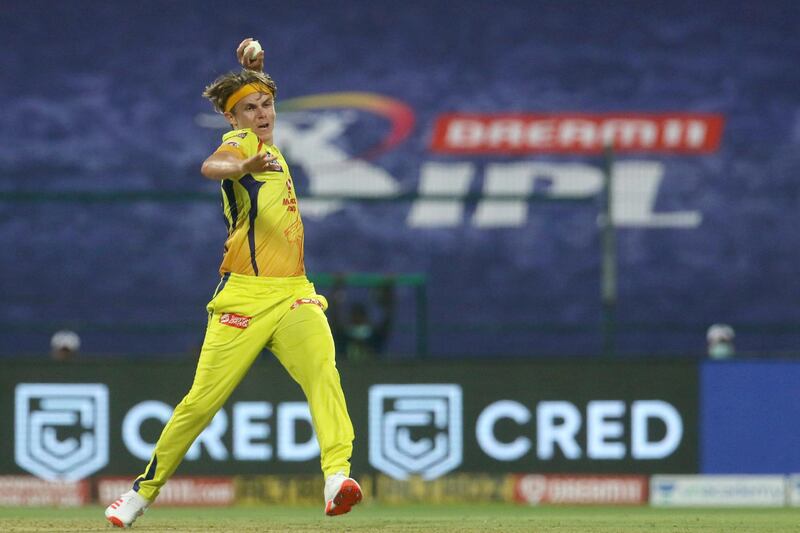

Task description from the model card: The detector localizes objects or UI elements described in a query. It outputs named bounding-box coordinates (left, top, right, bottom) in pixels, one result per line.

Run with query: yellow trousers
left=134, top=273, right=354, bottom=501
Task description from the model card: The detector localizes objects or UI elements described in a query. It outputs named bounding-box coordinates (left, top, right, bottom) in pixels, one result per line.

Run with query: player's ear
left=223, top=111, right=237, bottom=129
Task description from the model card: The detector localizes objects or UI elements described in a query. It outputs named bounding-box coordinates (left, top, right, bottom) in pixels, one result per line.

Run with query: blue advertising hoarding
left=701, top=361, right=800, bottom=474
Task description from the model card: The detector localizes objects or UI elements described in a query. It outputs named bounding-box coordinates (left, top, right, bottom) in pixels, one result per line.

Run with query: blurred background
left=1, top=0, right=800, bottom=512
left=2, top=0, right=799, bottom=361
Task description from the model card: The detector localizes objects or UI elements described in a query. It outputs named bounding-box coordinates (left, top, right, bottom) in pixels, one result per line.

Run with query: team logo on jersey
left=15, top=383, right=109, bottom=481
left=369, top=384, right=463, bottom=480
left=219, top=313, right=253, bottom=329
left=235, top=132, right=249, bottom=139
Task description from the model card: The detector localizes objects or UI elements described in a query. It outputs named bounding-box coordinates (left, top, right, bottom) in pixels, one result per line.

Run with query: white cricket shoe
left=104, top=489, right=150, bottom=528
left=324, top=471, right=363, bottom=516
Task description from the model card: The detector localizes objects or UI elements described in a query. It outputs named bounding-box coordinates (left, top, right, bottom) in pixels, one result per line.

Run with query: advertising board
left=1, top=359, right=698, bottom=480
left=701, top=361, right=800, bottom=474
left=513, top=474, right=647, bottom=505
left=651, top=475, right=786, bottom=507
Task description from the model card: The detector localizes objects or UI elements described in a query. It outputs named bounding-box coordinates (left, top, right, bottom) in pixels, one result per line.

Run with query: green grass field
left=1, top=504, right=799, bottom=532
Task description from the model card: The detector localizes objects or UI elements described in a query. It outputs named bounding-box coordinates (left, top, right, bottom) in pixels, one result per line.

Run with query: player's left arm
left=201, top=150, right=276, bottom=181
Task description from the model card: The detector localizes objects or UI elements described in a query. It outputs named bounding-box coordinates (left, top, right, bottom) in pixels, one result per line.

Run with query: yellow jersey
left=213, top=128, right=305, bottom=277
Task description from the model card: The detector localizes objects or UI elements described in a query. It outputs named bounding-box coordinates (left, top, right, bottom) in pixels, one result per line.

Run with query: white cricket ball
left=244, top=40, right=262, bottom=61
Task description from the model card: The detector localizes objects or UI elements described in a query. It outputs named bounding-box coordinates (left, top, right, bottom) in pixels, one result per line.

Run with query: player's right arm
left=236, top=37, right=264, bottom=72
left=201, top=150, right=276, bottom=181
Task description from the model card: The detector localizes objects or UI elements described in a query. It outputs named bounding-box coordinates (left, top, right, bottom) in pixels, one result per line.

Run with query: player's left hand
left=237, top=38, right=265, bottom=71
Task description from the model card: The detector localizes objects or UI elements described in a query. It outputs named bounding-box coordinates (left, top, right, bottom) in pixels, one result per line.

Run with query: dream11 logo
left=15, top=383, right=109, bottom=481
left=369, top=384, right=463, bottom=480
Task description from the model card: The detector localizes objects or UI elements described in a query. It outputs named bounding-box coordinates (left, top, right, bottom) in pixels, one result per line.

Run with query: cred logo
left=15, top=383, right=109, bottom=481
left=369, top=384, right=462, bottom=480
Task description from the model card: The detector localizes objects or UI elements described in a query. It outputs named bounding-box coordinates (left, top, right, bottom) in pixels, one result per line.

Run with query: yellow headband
left=224, top=82, right=273, bottom=113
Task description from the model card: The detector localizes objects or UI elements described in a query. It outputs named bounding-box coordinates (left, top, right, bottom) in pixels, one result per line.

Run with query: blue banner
left=701, top=361, right=800, bottom=473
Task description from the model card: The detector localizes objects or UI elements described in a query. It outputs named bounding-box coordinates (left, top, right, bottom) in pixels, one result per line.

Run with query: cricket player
left=105, top=38, right=361, bottom=527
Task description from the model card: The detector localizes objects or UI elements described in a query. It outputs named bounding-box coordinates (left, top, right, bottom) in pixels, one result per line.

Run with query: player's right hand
left=240, top=152, right=278, bottom=174
left=236, top=37, right=265, bottom=71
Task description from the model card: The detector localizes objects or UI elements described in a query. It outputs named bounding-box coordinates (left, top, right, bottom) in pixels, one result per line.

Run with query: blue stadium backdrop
left=1, top=0, right=799, bottom=357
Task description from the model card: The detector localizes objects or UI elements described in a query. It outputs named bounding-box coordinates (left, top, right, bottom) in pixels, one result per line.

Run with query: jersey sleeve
left=214, top=129, right=259, bottom=159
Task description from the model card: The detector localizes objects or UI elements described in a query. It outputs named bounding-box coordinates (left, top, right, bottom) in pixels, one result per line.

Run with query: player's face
left=228, top=91, right=276, bottom=144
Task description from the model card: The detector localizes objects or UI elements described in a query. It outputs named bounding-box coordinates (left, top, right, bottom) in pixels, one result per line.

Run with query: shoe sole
left=106, top=515, right=126, bottom=528
left=325, top=479, right=362, bottom=516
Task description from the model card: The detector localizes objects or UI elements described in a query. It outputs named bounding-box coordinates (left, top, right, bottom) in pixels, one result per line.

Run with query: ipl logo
left=15, top=383, right=109, bottom=481
left=369, top=384, right=462, bottom=480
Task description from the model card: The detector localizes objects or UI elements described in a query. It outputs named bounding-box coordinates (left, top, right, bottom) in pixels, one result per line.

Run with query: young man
left=105, top=39, right=361, bottom=528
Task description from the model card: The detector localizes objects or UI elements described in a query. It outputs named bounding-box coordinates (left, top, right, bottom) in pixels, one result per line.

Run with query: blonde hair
left=203, top=70, right=278, bottom=113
